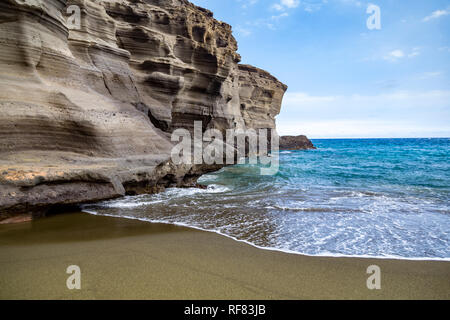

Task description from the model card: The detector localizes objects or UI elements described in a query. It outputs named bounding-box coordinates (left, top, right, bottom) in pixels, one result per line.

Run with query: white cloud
left=272, top=0, right=327, bottom=12
left=272, top=3, right=284, bottom=11
left=235, top=26, right=252, bottom=37
left=383, top=50, right=405, bottom=61
left=281, top=0, right=300, bottom=8
left=338, top=0, right=362, bottom=7
left=423, top=9, right=450, bottom=22
left=277, top=90, right=450, bottom=138
left=276, top=120, right=450, bottom=138
left=392, top=50, right=405, bottom=58
left=383, top=48, right=420, bottom=62
left=283, top=92, right=338, bottom=104
left=282, top=90, right=450, bottom=111
left=415, top=71, right=443, bottom=80
left=271, top=12, right=289, bottom=20
left=238, top=0, right=259, bottom=9
left=408, top=47, right=421, bottom=58
left=272, top=0, right=300, bottom=11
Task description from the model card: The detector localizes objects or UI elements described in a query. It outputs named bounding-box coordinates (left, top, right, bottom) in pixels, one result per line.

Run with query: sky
left=190, top=0, right=450, bottom=138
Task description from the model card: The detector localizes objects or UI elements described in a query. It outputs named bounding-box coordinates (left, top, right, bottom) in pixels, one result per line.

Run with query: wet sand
left=0, top=212, right=449, bottom=299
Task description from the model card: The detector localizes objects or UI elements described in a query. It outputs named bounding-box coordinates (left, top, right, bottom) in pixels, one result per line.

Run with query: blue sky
left=191, top=0, right=450, bottom=138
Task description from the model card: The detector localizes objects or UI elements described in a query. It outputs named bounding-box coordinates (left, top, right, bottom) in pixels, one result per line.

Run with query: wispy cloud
left=277, top=0, right=300, bottom=10
left=272, top=1, right=299, bottom=12
left=277, top=90, right=450, bottom=138
left=271, top=12, right=289, bottom=20
left=281, top=90, right=450, bottom=109
left=383, top=48, right=421, bottom=62
left=235, top=26, right=252, bottom=37
left=237, top=0, right=295, bottom=34
left=272, top=0, right=327, bottom=13
left=237, top=0, right=259, bottom=9
left=415, top=71, right=444, bottom=80
left=384, top=49, right=405, bottom=61
left=337, top=0, right=362, bottom=7
left=277, top=119, right=450, bottom=138
left=408, top=47, right=421, bottom=58
left=423, top=8, right=450, bottom=22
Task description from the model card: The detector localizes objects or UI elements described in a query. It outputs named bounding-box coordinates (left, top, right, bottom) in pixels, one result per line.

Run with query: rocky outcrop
left=0, top=0, right=287, bottom=220
left=238, top=64, right=287, bottom=130
left=279, top=136, right=316, bottom=150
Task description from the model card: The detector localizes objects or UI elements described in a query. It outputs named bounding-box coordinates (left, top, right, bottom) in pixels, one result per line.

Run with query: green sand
left=0, top=212, right=449, bottom=299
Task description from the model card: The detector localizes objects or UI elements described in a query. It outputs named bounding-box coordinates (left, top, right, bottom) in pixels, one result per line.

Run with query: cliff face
left=238, top=64, right=287, bottom=130
left=0, top=0, right=287, bottom=219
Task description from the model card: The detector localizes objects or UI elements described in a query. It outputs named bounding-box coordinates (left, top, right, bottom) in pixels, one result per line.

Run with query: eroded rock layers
left=0, top=0, right=287, bottom=219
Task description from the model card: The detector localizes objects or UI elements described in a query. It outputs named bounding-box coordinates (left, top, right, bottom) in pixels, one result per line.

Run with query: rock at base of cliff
left=279, top=135, right=316, bottom=150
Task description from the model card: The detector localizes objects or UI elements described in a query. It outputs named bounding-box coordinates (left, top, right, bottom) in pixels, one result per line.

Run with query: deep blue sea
left=84, top=138, right=450, bottom=260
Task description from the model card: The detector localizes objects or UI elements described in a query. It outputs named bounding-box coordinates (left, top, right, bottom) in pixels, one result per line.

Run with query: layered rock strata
left=0, top=0, right=287, bottom=220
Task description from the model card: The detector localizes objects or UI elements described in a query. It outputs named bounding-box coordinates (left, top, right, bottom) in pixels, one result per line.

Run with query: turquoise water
left=84, top=138, right=450, bottom=260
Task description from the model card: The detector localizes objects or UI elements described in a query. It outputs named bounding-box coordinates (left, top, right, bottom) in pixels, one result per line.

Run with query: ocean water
left=83, top=138, right=450, bottom=260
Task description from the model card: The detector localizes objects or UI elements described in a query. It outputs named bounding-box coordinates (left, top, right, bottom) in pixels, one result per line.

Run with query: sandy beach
left=0, top=212, right=449, bottom=300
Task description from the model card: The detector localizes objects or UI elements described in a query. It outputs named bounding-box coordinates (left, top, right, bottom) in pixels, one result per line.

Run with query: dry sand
left=0, top=212, right=449, bottom=299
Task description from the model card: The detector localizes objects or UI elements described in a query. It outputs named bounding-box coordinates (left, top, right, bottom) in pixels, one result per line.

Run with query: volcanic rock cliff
left=0, top=0, right=287, bottom=220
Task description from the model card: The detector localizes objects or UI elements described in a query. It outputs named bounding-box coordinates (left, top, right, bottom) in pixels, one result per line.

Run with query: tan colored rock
left=0, top=0, right=287, bottom=219
left=238, top=64, right=287, bottom=130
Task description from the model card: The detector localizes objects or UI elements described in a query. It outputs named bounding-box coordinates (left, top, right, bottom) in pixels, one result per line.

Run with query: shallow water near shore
left=83, top=138, right=450, bottom=260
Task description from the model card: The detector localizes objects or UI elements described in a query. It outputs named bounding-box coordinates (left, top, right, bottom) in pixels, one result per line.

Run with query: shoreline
left=83, top=209, right=450, bottom=263
left=1, top=212, right=449, bottom=299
